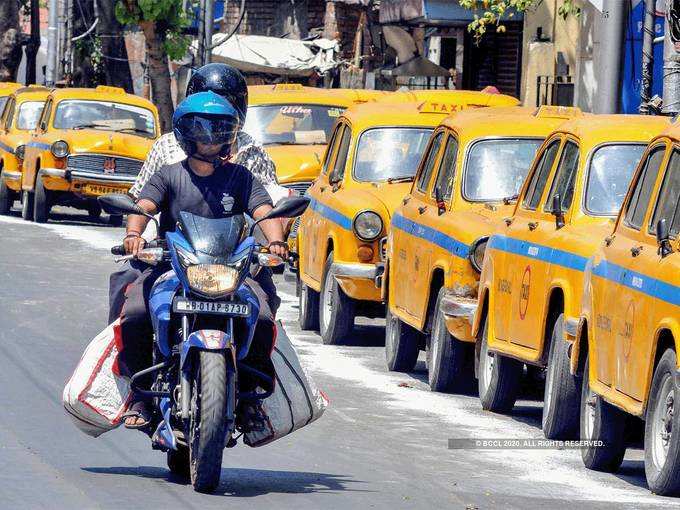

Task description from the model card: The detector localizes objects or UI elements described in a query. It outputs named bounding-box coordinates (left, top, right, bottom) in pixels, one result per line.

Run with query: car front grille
left=67, top=154, right=143, bottom=177
left=283, top=181, right=312, bottom=196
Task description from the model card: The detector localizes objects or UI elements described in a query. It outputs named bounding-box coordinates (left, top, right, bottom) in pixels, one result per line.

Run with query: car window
left=3, top=98, right=15, bottom=130
left=584, top=144, right=646, bottom=216
left=322, top=124, right=342, bottom=175
left=651, top=149, right=680, bottom=237
left=544, top=141, right=579, bottom=213
left=53, top=100, right=156, bottom=137
left=432, top=135, right=458, bottom=202
left=416, top=131, right=444, bottom=193
left=16, top=101, right=45, bottom=130
left=0, top=97, right=8, bottom=120
left=353, top=128, right=432, bottom=182
left=522, top=139, right=561, bottom=210
left=330, top=125, right=351, bottom=182
left=624, top=145, right=665, bottom=230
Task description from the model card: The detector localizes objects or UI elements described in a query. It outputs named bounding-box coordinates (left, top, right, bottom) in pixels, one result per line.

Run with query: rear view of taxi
left=296, top=101, right=446, bottom=345
left=20, top=86, right=159, bottom=223
left=384, top=106, right=578, bottom=392
left=0, top=85, right=49, bottom=214
left=473, top=114, right=669, bottom=440
left=578, top=122, right=680, bottom=495
left=245, top=84, right=387, bottom=195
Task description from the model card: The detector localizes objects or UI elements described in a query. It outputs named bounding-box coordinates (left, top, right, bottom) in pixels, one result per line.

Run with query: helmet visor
left=175, top=114, right=239, bottom=146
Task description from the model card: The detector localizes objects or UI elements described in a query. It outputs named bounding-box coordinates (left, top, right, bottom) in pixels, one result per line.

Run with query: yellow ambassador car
left=0, top=85, right=50, bottom=214
left=384, top=106, right=580, bottom=393
left=296, top=101, right=454, bottom=345
left=244, top=84, right=389, bottom=195
left=577, top=122, right=680, bottom=495
left=20, top=85, right=159, bottom=224
left=472, top=114, right=669, bottom=440
left=0, top=82, right=22, bottom=111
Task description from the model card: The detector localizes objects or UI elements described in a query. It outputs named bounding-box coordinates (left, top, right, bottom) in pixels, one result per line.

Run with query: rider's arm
left=124, top=199, right=159, bottom=256
left=252, top=204, right=288, bottom=258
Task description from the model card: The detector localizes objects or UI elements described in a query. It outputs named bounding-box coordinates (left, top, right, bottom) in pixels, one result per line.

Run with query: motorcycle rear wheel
left=189, top=351, right=233, bottom=493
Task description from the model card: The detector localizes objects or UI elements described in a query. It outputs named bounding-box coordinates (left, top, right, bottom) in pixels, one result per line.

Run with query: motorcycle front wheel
left=189, top=351, right=234, bottom=493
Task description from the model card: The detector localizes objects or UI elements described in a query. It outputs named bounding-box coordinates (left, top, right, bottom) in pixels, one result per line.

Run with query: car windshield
left=16, top=101, right=45, bottom=130
left=53, top=100, right=156, bottom=137
left=0, top=97, right=8, bottom=116
left=243, top=104, right=344, bottom=146
left=353, top=128, right=433, bottom=182
left=463, top=138, right=543, bottom=201
left=584, top=144, right=646, bottom=216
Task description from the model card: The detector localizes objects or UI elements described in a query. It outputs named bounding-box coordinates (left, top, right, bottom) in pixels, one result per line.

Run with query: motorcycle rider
left=119, top=92, right=287, bottom=429
left=109, top=63, right=282, bottom=325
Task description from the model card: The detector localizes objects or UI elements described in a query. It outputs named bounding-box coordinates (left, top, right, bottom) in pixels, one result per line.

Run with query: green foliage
left=115, top=0, right=193, bottom=60
left=459, top=0, right=580, bottom=41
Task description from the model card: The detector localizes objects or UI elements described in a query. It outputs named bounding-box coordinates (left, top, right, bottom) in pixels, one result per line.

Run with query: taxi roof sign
left=95, top=85, right=126, bottom=95
left=273, top=83, right=304, bottom=92
left=534, top=105, right=582, bottom=120
left=417, top=101, right=472, bottom=114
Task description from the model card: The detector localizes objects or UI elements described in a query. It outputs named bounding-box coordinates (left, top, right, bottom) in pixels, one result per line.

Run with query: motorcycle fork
left=180, top=313, right=191, bottom=420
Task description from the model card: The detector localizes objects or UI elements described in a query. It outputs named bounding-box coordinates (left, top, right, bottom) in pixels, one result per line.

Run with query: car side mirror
left=98, top=193, right=144, bottom=216
left=656, top=218, right=673, bottom=258
left=551, top=194, right=565, bottom=230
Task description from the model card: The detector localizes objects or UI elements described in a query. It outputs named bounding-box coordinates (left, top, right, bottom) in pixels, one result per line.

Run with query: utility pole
left=25, top=0, right=40, bottom=85
left=595, top=0, right=626, bottom=113
left=639, top=0, right=655, bottom=113
left=662, top=0, right=680, bottom=115
left=46, top=0, right=59, bottom=86
left=204, top=0, right=214, bottom=65
left=197, top=0, right=206, bottom=67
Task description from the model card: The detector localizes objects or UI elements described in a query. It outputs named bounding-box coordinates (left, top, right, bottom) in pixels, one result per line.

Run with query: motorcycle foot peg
left=225, top=436, right=238, bottom=448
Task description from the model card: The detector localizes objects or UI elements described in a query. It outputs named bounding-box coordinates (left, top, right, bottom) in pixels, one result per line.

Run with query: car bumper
left=440, top=291, right=477, bottom=342
left=0, top=170, right=22, bottom=191
left=42, top=168, right=137, bottom=185
left=331, top=262, right=381, bottom=301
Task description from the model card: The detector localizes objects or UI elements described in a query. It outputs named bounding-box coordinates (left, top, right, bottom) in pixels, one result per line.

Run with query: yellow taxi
left=383, top=106, right=580, bottom=393
left=296, top=101, right=453, bottom=345
left=20, top=85, right=159, bottom=224
left=471, top=114, right=669, bottom=440
left=244, top=84, right=389, bottom=195
left=0, top=85, right=50, bottom=214
left=577, top=122, right=680, bottom=495
left=377, top=87, right=520, bottom=111
left=0, top=82, right=22, bottom=110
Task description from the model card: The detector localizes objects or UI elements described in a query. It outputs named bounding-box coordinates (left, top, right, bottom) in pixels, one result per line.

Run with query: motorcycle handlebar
left=111, top=245, right=126, bottom=256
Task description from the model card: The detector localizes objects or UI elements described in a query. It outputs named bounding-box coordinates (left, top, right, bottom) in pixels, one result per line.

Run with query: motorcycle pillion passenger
left=118, top=92, right=288, bottom=429
left=108, top=63, right=282, bottom=328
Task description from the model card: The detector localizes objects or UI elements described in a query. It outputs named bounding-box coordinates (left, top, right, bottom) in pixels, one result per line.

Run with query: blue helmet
left=172, top=91, right=240, bottom=159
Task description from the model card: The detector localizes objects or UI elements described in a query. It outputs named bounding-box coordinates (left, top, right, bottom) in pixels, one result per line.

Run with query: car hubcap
left=386, top=314, right=397, bottom=359
left=430, top=319, right=440, bottom=371
left=545, top=356, right=555, bottom=414
left=300, top=283, right=307, bottom=313
left=480, top=339, right=494, bottom=394
left=652, top=375, right=674, bottom=470
left=584, top=387, right=596, bottom=440
left=321, top=271, right=333, bottom=333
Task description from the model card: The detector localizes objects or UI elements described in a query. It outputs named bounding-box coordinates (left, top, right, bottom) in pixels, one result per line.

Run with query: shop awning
left=379, top=0, right=522, bottom=26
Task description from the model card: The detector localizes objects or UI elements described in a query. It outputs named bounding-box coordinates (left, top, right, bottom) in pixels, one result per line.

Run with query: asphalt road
left=1, top=206, right=679, bottom=510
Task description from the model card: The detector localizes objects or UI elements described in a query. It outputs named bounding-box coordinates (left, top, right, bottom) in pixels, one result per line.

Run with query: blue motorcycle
left=99, top=193, right=309, bottom=492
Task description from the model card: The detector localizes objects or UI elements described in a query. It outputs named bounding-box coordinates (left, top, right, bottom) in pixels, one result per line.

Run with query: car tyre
left=21, top=189, right=34, bottom=221
left=477, top=314, right=522, bottom=412
left=580, top=357, right=626, bottom=472
left=108, top=214, right=124, bottom=227
left=0, top=178, right=15, bottom=214
left=298, top=275, right=320, bottom=331
left=33, top=171, right=51, bottom=223
left=644, top=348, right=680, bottom=495
left=542, top=314, right=582, bottom=439
left=319, top=252, right=355, bottom=345
left=427, top=287, right=473, bottom=393
left=385, top=307, right=420, bottom=372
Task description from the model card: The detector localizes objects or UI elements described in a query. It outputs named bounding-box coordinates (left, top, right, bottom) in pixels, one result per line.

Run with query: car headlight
left=353, top=210, right=383, bottom=242
left=51, top=140, right=69, bottom=158
left=187, top=264, right=240, bottom=297
left=14, top=144, right=25, bottom=160
left=469, top=236, right=489, bottom=273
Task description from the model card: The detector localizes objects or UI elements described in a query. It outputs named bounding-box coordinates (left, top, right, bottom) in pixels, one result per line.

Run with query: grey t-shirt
left=138, top=160, right=273, bottom=235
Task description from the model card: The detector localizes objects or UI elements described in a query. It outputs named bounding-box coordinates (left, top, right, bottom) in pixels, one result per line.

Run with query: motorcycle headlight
left=352, top=210, right=383, bottom=242
left=469, top=236, right=489, bottom=273
left=14, top=144, right=25, bottom=160
left=187, top=264, right=240, bottom=297
left=51, top=140, right=69, bottom=158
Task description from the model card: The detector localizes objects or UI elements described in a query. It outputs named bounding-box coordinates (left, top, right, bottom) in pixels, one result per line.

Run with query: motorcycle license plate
left=173, top=298, right=250, bottom=316
left=82, top=184, right=128, bottom=196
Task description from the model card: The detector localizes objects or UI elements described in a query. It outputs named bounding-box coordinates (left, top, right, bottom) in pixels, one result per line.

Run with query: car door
left=494, top=136, right=562, bottom=343
left=594, top=143, right=667, bottom=387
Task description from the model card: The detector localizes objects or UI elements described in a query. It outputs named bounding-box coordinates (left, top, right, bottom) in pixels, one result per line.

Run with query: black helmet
left=186, top=63, right=248, bottom=124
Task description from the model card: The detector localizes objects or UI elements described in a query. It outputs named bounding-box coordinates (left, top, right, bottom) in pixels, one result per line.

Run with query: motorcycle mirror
left=264, top=196, right=310, bottom=221
left=98, top=193, right=143, bottom=216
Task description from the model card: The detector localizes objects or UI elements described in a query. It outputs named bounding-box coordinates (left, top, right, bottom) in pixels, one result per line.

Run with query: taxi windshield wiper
left=116, top=127, right=153, bottom=135
left=502, top=193, right=519, bottom=205
left=72, top=123, right=112, bottom=130
left=386, top=175, right=414, bottom=183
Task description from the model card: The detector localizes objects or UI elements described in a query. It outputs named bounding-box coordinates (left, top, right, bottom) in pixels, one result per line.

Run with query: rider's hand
left=268, top=240, right=289, bottom=260
left=124, top=233, right=146, bottom=256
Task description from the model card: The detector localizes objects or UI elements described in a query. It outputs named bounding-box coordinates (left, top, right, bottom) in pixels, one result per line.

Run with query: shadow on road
left=82, top=466, right=367, bottom=496
left=6, top=205, right=123, bottom=229
left=344, top=324, right=385, bottom=347
left=614, top=460, right=648, bottom=490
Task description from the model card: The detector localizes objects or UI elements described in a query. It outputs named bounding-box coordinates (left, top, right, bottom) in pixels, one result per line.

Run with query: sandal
left=122, top=401, right=152, bottom=429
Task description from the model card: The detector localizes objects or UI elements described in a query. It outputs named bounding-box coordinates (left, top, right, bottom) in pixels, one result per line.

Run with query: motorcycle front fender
left=180, top=329, right=237, bottom=372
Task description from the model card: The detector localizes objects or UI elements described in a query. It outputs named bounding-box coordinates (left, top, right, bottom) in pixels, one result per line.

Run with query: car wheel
left=298, top=276, right=320, bottom=331
left=644, top=348, right=680, bottom=495
left=0, top=178, right=15, bottom=215
left=319, top=252, right=355, bottom=345
left=580, top=357, right=626, bottom=472
left=542, top=314, right=582, bottom=439
left=33, top=171, right=51, bottom=223
left=477, top=314, right=522, bottom=413
left=21, top=189, right=34, bottom=221
left=87, top=203, right=102, bottom=221
left=427, top=287, right=473, bottom=393
left=385, top=307, right=420, bottom=372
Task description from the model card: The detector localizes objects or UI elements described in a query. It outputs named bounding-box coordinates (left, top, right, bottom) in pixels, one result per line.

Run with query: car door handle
left=630, top=246, right=643, bottom=257
left=403, top=197, right=410, bottom=205
left=418, top=206, right=427, bottom=215
left=320, top=186, right=326, bottom=192
left=528, top=222, right=538, bottom=231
